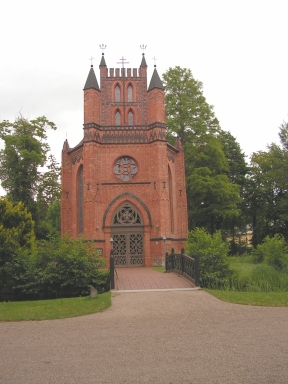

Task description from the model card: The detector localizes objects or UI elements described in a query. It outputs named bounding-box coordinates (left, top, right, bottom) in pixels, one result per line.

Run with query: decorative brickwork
left=61, top=53, right=188, bottom=266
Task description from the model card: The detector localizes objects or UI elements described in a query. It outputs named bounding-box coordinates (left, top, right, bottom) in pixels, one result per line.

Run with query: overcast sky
left=0, top=0, right=287, bottom=181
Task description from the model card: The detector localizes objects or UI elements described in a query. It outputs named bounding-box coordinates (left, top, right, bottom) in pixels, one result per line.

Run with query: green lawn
left=206, top=290, right=288, bottom=307
left=0, top=292, right=111, bottom=322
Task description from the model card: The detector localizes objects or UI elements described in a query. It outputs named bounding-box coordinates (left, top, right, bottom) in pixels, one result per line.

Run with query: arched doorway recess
left=111, top=202, right=144, bottom=267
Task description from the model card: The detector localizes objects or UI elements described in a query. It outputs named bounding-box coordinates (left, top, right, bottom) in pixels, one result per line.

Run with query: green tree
left=247, top=120, right=288, bottom=245
left=186, top=134, right=241, bottom=233
left=218, top=130, right=249, bottom=249
left=0, top=115, right=59, bottom=238
left=163, top=66, right=220, bottom=145
left=36, top=154, right=61, bottom=239
left=163, top=67, right=242, bottom=233
left=0, top=198, right=35, bottom=293
left=0, top=198, right=35, bottom=265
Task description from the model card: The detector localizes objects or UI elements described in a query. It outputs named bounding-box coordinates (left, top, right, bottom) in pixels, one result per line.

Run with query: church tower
left=61, top=51, right=188, bottom=267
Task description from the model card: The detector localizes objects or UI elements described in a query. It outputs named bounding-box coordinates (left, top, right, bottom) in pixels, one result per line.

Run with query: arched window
left=128, top=85, right=133, bottom=102
left=128, top=110, right=134, bottom=126
left=115, top=85, right=120, bottom=102
left=77, top=165, right=84, bottom=234
left=115, top=110, right=121, bottom=126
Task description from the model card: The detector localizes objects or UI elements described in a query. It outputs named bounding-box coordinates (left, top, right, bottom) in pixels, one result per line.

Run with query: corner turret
left=147, top=66, right=165, bottom=124
left=84, top=65, right=101, bottom=125
left=84, top=66, right=100, bottom=91
left=148, top=67, right=164, bottom=91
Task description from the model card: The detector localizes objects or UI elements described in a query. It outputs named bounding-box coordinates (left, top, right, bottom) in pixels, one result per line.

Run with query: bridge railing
left=109, top=249, right=115, bottom=290
left=165, top=248, right=199, bottom=286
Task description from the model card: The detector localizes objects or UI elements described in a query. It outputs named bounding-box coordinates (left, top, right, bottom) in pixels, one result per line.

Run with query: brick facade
left=61, top=53, right=188, bottom=266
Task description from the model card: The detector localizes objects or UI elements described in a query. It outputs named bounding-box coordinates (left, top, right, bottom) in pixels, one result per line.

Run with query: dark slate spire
left=100, top=53, right=107, bottom=67
left=148, top=66, right=164, bottom=91
left=84, top=66, right=100, bottom=91
left=140, top=53, right=147, bottom=67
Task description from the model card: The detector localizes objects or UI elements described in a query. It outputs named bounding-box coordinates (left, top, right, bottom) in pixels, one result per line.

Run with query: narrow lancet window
left=78, top=165, right=84, bottom=234
left=115, top=85, right=120, bottom=102
left=168, top=166, right=174, bottom=233
left=128, top=85, right=133, bottom=102
left=128, top=110, right=134, bottom=126
left=116, top=110, right=121, bottom=126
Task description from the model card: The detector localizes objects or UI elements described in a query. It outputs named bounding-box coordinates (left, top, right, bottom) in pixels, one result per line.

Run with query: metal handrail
left=165, top=248, right=199, bottom=286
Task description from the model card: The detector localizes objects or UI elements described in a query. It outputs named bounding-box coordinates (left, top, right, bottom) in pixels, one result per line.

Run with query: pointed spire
left=62, top=139, right=70, bottom=152
left=84, top=66, right=100, bottom=91
left=99, top=53, right=106, bottom=67
left=148, top=67, right=164, bottom=91
left=140, top=53, right=147, bottom=67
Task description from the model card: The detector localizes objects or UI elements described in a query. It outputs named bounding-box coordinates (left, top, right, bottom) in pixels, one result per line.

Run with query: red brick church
left=61, top=52, right=188, bottom=266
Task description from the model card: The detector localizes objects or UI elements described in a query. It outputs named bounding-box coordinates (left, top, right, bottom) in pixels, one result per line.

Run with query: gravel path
left=0, top=290, right=288, bottom=383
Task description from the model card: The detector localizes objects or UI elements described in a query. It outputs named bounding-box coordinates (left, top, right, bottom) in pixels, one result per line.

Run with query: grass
left=206, top=290, right=288, bottom=307
left=152, top=267, right=165, bottom=273
left=0, top=292, right=111, bottom=322
left=229, top=256, right=257, bottom=278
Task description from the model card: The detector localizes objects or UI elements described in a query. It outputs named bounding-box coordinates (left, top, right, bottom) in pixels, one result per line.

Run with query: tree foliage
left=247, top=121, right=288, bottom=245
left=163, top=67, right=245, bottom=234
left=163, top=66, right=220, bottom=145
left=0, top=115, right=60, bottom=239
left=0, top=198, right=35, bottom=294
left=186, top=135, right=241, bottom=233
left=0, top=198, right=35, bottom=266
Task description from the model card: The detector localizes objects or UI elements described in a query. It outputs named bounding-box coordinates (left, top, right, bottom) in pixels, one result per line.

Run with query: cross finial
left=117, top=56, right=129, bottom=69
left=89, top=56, right=95, bottom=67
left=140, top=44, right=147, bottom=55
left=99, top=43, right=107, bottom=55
left=152, top=56, right=158, bottom=67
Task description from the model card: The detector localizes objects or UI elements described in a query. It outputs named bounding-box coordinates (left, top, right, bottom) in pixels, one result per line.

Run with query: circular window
left=114, top=157, right=138, bottom=181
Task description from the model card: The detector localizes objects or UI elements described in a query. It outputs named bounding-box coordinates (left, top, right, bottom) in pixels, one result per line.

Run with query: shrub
left=186, top=228, right=233, bottom=287
left=1, top=236, right=109, bottom=301
left=252, top=235, right=288, bottom=271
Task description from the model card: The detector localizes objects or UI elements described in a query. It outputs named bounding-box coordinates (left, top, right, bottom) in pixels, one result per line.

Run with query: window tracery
left=114, top=156, right=138, bottom=181
left=113, top=203, right=142, bottom=225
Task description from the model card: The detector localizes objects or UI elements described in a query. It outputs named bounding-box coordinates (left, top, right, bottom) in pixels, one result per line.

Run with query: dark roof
left=100, top=54, right=107, bottom=66
left=84, top=66, right=100, bottom=91
left=140, top=54, right=147, bottom=67
left=148, top=67, right=164, bottom=91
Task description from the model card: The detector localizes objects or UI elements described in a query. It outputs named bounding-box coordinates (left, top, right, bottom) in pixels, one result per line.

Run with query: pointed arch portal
left=111, top=202, right=144, bottom=267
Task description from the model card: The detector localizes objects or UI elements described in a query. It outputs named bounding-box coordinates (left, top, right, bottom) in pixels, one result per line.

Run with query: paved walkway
left=1, top=291, right=288, bottom=383
left=114, top=267, right=195, bottom=290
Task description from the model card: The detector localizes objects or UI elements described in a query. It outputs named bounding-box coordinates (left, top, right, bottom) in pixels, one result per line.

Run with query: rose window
left=114, top=157, right=138, bottom=181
